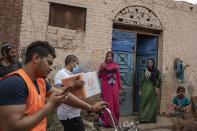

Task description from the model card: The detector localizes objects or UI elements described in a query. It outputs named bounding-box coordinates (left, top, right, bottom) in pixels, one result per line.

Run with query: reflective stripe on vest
left=3, top=68, right=47, bottom=131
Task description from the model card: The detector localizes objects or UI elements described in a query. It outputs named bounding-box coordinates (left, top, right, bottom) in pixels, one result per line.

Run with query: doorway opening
left=112, top=29, right=161, bottom=116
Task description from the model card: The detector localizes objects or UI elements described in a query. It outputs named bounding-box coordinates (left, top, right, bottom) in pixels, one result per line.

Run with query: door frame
left=112, top=26, right=163, bottom=113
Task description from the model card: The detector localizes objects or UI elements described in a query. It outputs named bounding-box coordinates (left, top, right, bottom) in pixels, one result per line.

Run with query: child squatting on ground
left=168, top=86, right=191, bottom=118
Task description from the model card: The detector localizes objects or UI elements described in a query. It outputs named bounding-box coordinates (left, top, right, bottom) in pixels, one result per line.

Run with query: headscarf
left=147, top=58, right=160, bottom=86
left=105, top=51, right=114, bottom=63
left=104, top=51, right=117, bottom=72
left=102, top=51, right=118, bottom=85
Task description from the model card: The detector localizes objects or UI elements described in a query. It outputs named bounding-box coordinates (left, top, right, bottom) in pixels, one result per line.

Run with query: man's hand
left=47, top=93, right=66, bottom=110
left=73, top=80, right=85, bottom=88
left=59, top=80, right=85, bottom=92
left=91, top=101, right=108, bottom=113
left=68, top=80, right=85, bottom=92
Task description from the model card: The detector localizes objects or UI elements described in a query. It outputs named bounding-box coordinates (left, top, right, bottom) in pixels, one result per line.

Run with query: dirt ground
left=47, top=112, right=197, bottom=131
left=47, top=95, right=197, bottom=131
left=171, top=118, right=197, bottom=131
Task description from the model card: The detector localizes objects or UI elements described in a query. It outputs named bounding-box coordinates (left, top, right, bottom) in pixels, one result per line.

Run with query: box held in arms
left=62, top=71, right=101, bottom=98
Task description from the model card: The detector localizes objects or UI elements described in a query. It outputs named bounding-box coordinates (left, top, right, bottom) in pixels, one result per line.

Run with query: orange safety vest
left=1, top=68, right=47, bottom=131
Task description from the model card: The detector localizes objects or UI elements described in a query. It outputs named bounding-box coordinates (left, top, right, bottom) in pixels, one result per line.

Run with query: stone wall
left=0, top=0, right=22, bottom=55
left=20, top=0, right=197, bottom=112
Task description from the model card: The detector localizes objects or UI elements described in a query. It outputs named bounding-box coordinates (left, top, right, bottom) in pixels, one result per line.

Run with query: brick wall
left=20, top=0, right=197, bottom=112
left=0, top=0, right=22, bottom=47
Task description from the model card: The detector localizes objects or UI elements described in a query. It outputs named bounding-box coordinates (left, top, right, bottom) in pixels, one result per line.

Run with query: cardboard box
left=62, top=71, right=101, bottom=98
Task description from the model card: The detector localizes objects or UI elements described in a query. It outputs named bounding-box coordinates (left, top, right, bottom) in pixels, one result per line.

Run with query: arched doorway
left=112, top=5, right=163, bottom=116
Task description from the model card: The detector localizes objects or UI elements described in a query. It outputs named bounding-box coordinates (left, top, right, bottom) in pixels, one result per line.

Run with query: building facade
left=1, top=0, right=197, bottom=114
left=0, top=0, right=22, bottom=53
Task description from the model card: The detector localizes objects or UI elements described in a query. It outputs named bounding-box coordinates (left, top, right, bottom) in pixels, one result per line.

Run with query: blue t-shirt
left=172, top=96, right=190, bottom=108
left=0, top=75, right=51, bottom=105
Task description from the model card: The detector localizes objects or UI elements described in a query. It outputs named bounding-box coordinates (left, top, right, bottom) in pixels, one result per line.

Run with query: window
left=49, top=3, right=86, bottom=31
